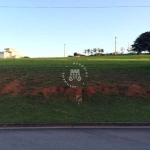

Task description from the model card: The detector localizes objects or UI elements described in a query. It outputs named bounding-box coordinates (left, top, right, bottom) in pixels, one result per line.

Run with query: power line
left=0, top=6, right=150, bottom=9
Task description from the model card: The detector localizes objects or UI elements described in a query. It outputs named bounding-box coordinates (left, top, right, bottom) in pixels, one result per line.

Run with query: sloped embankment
left=0, top=78, right=149, bottom=98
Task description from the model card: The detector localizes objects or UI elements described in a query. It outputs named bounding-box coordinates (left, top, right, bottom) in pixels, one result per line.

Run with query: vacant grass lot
left=0, top=54, right=150, bottom=123
left=0, top=55, right=150, bottom=88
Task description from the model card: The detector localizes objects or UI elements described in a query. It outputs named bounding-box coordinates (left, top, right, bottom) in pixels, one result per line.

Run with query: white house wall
left=4, top=51, right=11, bottom=58
left=0, top=52, right=4, bottom=58
left=0, top=48, right=22, bottom=58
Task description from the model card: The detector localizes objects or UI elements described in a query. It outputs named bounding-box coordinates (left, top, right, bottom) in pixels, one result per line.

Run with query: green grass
left=0, top=54, right=150, bottom=123
left=0, top=55, right=150, bottom=88
left=0, top=94, right=150, bottom=123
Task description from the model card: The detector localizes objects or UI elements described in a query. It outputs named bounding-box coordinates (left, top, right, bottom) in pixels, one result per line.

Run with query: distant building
left=74, top=52, right=85, bottom=57
left=0, top=48, right=22, bottom=58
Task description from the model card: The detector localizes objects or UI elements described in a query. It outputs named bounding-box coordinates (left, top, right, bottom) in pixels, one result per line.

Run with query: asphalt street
left=0, top=128, right=150, bottom=150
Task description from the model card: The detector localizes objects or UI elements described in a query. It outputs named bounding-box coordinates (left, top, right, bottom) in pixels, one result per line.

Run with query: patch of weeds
left=95, top=82, right=100, bottom=85
left=109, top=91, right=119, bottom=96
left=38, top=91, right=44, bottom=96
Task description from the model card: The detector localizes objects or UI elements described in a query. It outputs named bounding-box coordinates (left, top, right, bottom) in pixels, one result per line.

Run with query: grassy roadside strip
left=0, top=94, right=150, bottom=123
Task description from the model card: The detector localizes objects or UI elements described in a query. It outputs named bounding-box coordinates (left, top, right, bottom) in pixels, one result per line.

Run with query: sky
left=0, top=0, right=150, bottom=57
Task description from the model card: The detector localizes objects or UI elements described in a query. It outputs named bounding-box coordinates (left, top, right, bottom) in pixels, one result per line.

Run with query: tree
left=83, top=49, right=87, bottom=55
left=101, top=49, right=104, bottom=53
left=132, top=31, right=150, bottom=54
left=74, top=52, right=78, bottom=56
left=87, top=49, right=91, bottom=56
left=93, top=48, right=97, bottom=55
left=97, top=48, right=104, bottom=54
left=90, top=50, right=93, bottom=55
left=127, top=46, right=134, bottom=53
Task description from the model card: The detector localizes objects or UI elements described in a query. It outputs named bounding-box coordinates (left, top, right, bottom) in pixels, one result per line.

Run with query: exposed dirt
left=126, top=85, right=144, bottom=96
left=0, top=78, right=149, bottom=98
left=0, top=79, right=24, bottom=95
left=86, top=86, right=96, bottom=97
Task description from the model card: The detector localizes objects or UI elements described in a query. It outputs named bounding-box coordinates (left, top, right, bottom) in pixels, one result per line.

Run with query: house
left=74, top=52, right=85, bottom=57
left=0, top=48, right=22, bottom=58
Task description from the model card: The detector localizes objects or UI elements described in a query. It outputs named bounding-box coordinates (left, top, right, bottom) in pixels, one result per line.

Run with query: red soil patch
left=58, top=87, right=65, bottom=94
left=116, top=84, right=128, bottom=95
left=30, top=84, right=149, bottom=98
left=31, top=87, right=58, bottom=97
left=31, top=88, right=41, bottom=96
left=95, top=85, right=118, bottom=95
left=0, top=78, right=149, bottom=98
left=95, top=86, right=103, bottom=91
left=42, top=87, right=57, bottom=97
left=86, top=86, right=96, bottom=97
left=31, top=86, right=77, bottom=99
left=103, top=87, right=110, bottom=94
left=76, top=87, right=82, bottom=95
left=63, top=87, right=76, bottom=99
left=0, top=79, right=23, bottom=95
left=126, top=84, right=147, bottom=97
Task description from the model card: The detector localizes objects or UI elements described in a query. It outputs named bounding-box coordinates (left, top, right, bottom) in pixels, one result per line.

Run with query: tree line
left=131, top=31, right=150, bottom=54
left=83, top=48, right=104, bottom=56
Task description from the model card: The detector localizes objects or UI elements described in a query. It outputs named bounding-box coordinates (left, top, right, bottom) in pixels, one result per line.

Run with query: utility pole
left=115, top=37, right=116, bottom=55
left=64, top=44, right=65, bottom=57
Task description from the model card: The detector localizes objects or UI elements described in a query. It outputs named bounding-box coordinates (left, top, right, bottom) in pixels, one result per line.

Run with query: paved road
left=0, top=128, right=150, bottom=150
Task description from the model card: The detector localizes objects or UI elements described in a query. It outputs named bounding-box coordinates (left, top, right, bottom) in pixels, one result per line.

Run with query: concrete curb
left=0, top=122, right=150, bottom=128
